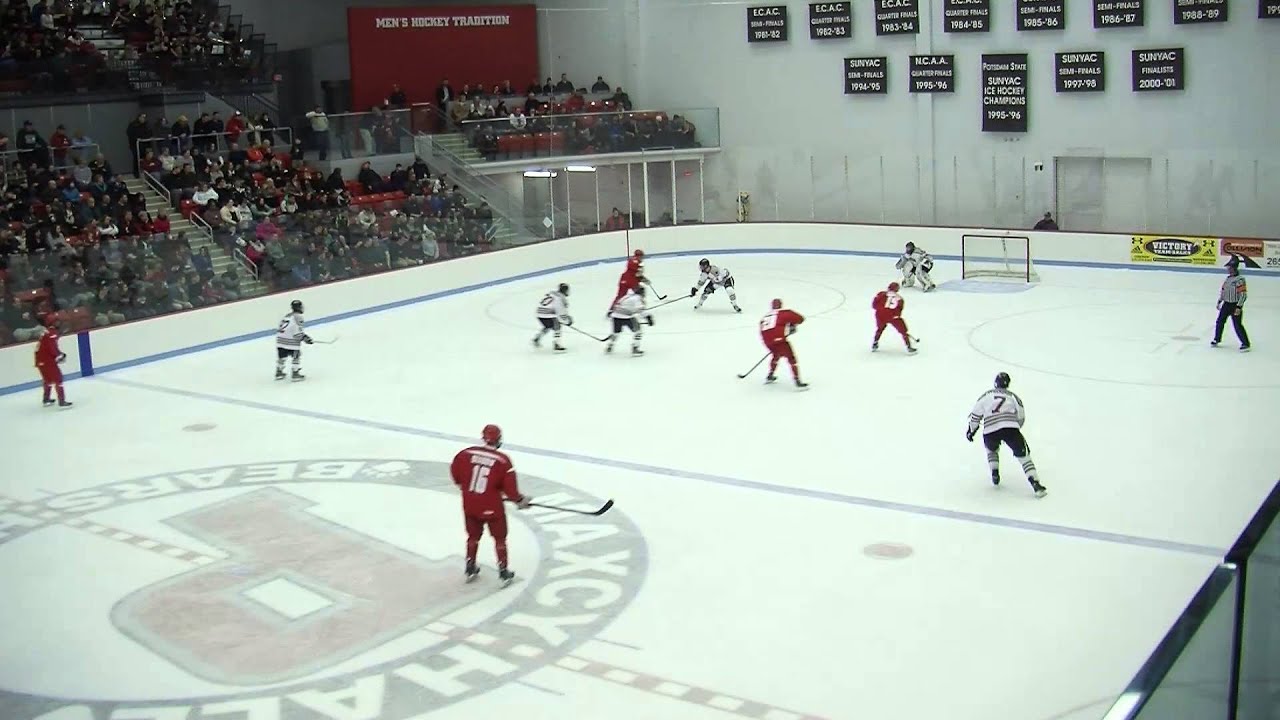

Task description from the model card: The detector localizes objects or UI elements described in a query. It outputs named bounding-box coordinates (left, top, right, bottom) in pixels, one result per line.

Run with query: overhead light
left=564, top=165, right=596, bottom=173
left=524, top=170, right=557, bottom=178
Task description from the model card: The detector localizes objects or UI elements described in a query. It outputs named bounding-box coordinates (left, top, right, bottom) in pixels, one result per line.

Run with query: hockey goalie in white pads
left=533, top=283, right=573, bottom=352
left=965, top=372, right=1046, bottom=498
left=275, top=299, right=313, bottom=381
left=690, top=258, right=742, bottom=312
left=895, top=242, right=937, bottom=292
left=606, top=286, right=654, bottom=356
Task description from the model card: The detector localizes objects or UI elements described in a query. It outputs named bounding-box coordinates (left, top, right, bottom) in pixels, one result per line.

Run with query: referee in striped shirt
left=1212, top=256, right=1250, bottom=351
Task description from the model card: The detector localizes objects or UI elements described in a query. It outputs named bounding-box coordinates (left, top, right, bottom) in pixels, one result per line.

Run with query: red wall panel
left=347, top=5, right=538, bottom=113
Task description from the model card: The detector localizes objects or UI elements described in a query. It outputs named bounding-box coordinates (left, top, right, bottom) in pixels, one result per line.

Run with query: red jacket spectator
left=225, top=112, right=247, bottom=144
left=49, top=126, right=71, bottom=166
left=152, top=214, right=170, bottom=234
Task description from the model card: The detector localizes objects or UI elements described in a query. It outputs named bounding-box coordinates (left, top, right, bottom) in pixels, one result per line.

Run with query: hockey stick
left=648, top=294, right=691, bottom=311
left=565, top=324, right=609, bottom=342
left=649, top=283, right=668, bottom=301
left=736, top=351, right=772, bottom=379
left=511, top=498, right=615, bottom=516
left=311, top=336, right=339, bottom=345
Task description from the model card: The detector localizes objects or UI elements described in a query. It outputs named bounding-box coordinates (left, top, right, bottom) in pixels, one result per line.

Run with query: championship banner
left=347, top=6, right=537, bottom=112
left=874, top=0, right=921, bottom=35
left=1094, top=0, right=1144, bottom=27
left=1174, top=0, right=1227, bottom=24
left=1130, top=235, right=1218, bottom=265
left=1221, top=238, right=1280, bottom=271
left=810, top=2, right=851, bottom=39
left=1017, top=0, right=1066, bottom=30
left=981, top=54, right=1028, bottom=132
left=1263, top=1, right=1280, bottom=18
left=748, top=5, right=789, bottom=42
left=943, top=0, right=991, bottom=32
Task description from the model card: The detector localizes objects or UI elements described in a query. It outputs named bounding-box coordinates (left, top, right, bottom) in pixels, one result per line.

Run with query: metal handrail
left=140, top=168, right=171, bottom=205
left=134, top=127, right=296, bottom=163
left=232, top=245, right=259, bottom=280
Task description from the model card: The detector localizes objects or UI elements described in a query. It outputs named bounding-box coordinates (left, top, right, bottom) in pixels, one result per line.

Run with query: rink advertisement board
left=346, top=6, right=537, bottom=112
left=810, top=2, right=852, bottom=38
left=910, top=55, right=956, bottom=93
left=1263, top=0, right=1280, bottom=17
left=875, top=0, right=921, bottom=34
left=943, top=0, right=992, bottom=32
left=1017, top=0, right=1066, bottom=30
left=1055, top=51, right=1105, bottom=92
left=981, top=54, right=1029, bottom=132
left=1221, top=238, right=1280, bottom=271
left=1174, top=0, right=1227, bottom=23
left=747, top=5, right=789, bottom=42
left=845, top=57, right=889, bottom=94
left=1132, top=48, right=1185, bottom=91
left=1095, top=0, right=1144, bottom=27
left=1130, top=235, right=1219, bottom=265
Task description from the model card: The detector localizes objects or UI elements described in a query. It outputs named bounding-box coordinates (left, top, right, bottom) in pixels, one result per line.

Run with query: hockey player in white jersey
left=606, top=286, right=654, bottom=355
left=533, top=283, right=573, bottom=352
left=275, top=299, right=313, bottom=381
left=896, top=242, right=937, bottom=292
left=966, top=372, right=1046, bottom=498
left=690, top=258, right=742, bottom=312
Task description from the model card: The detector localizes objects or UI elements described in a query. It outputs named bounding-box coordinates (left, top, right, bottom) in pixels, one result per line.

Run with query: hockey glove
left=516, top=495, right=532, bottom=509
left=563, top=315, right=574, bottom=326
left=690, top=287, right=698, bottom=297
left=303, top=336, right=314, bottom=345
left=57, top=353, right=66, bottom=363
left=646, top=316, right=655, bottom=326
left=965, top=428, right=976, bottom=442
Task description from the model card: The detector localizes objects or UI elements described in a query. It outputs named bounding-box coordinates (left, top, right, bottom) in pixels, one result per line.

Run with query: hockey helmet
left=291, top=299, right=304, bottom=314
left=904, top=242, right=916, bottom=253
left=482, top=424, right=503, bottom=448
left=994, top=372, right=1011, bottom=389
left=888, top=282, right=900, bottom=292
left=771, top=298, right=783, bottom=310
left=558, top=282, right=570, bottom=296
left=633, top=249, right=645, bottom=258
left=699, top=258, right=710, bottom=269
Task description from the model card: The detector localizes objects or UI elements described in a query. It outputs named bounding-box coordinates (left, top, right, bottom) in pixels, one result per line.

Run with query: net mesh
left=961, top=234, right=1038, bottom=281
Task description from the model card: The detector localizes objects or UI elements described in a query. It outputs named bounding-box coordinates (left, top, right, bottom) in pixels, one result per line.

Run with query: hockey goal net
left=961, top=234, right=1039, bottom=282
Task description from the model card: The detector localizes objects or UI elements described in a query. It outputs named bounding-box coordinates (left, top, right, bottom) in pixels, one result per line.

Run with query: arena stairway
left=124, top=176, right=268, bottom=298
left=429, top=133, right=484, bottom=164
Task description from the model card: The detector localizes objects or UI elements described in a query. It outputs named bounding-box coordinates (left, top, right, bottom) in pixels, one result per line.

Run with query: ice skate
left=631, top=346, right=643, bottom=356
left=795, top=378, right=809, bottom=389
left=531, top=335, right=541, bottom=348
left=1210, top=339, right=1220, bottom=347
left=465, top=561, right=480, bottom=584
left=765, top=373, right=776, bottom=384
left=499, top=568, right=515, bottom=587
left=871, top=341, right=879, bottom=351
left=733, top=305, right=742, bottom=313
left=43, top=398, right=56, bottom=407
left=275, top=369, right=286, bottom=380
left=1031, top=481, right=1047, bottom=499
left=58, top=400, right=73, bottom=408
left=1240, top=344, right=1251, bottom=352
left=291, top=370, right=305, bottom=382
left=991, top=470, right=1000, bottom=486
left=605, top=343, right=614, bottom=354
left=554, top=343, right=566, bottom=352
left=907, top=346, right=918, bottom=354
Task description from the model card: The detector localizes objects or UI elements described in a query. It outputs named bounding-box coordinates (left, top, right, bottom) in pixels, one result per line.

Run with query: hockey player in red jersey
left=759, top=298, right=807, bottom=388
left=872, top=282, right=916, bottom=354
left=449, top=424, right=530, bottom=586
left=610, top=249, right=649, bottom=310
left=34, top=317, right=72, bottom=408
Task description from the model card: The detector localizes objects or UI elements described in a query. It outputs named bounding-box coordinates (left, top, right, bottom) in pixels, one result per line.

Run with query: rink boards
left=0, top=222, right=1254, bottom=394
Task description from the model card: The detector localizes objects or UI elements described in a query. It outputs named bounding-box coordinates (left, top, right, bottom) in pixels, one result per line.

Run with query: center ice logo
left=0, top=460, right=646, bottom=720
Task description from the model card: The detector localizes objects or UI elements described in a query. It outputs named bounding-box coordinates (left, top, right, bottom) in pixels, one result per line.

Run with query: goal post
left=961, top=234, right=1039, bottom=282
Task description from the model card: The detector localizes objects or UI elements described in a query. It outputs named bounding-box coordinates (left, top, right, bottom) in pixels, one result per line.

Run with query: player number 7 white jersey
left=696, top=265, right=732, bottom=288
left=967, top=389, right=1025, bottom=434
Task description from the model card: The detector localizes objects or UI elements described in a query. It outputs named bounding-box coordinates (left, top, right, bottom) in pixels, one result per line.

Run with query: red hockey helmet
left=482, top=424, right=503, bottom=448
left=888, top=282, right=900, bottom=292
left=771, top=298, right=783, bottom=310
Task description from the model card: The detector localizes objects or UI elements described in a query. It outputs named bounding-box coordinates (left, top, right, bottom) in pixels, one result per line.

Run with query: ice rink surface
left=2, top=249, right=1278, bottom=720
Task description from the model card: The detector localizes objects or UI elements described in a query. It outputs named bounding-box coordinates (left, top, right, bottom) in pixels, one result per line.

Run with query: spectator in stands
left=16, top=121, right=49, bottom=168
left=604, top=207, right=628, bottom=231
left=436, top=78, right=454, bottom=128
left=357, top=162, right=382, bottom=194
left=126, top=113, right=149, bottom=175
left=1034, top=212, right=1058, bottom=230
left=500, top=80, right=515, bottom=96
left=193, top=112, right=217, bottom=153
left=591, top=76, right=610, bottom=92
left=541, top=77, right=554, bottom=93
left=49, top=125, right=71, bottom=167
left=388, top=83, right=408, bottom=108
left=555, top=74, right=574, bottom=92
left=305, top=106, right=329, bottom=161
left=170, top=115, right=192, bottom=154
left=610, top=87, right=633, bottom=111
left=192, top=182, right=218, bottom=207
left=225, top=110, right=246, bottom=146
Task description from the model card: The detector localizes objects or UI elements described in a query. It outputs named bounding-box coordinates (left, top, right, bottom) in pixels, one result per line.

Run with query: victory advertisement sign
left=347, top=6, right=537, bottom=111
